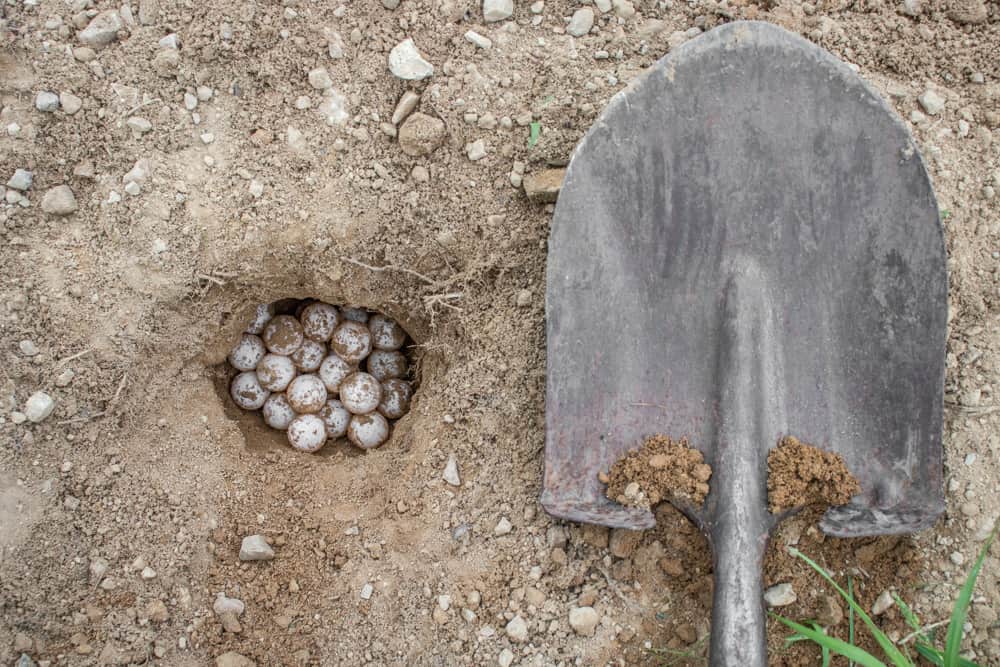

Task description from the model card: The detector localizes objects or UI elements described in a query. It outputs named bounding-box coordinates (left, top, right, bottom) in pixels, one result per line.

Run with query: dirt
left=604, top=435, right=712, bottom=509
left=2, top=0, right=1000, bottom=665
left=767, top=436, right=861, bottom=515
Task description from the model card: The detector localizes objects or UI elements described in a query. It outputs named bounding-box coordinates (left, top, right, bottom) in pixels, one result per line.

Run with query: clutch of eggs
left=229, top=300, right=412, bottom=453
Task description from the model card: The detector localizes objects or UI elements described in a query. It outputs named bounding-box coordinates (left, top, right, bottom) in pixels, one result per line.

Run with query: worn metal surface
left=542, top=21, right=946, bottom=666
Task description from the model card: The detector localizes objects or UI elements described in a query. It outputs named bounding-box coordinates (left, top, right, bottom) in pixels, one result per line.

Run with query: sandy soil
left=1, top=0, right=998, bottom=665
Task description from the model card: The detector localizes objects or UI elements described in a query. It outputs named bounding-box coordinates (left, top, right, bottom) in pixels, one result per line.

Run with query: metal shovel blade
left=542, top=21, right=946, bottom=666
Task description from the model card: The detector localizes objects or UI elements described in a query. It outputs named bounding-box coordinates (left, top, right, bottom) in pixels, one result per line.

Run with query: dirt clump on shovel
left=604, top=435, right=712, bottom=509
left=767, top=435, right=860, bottom=513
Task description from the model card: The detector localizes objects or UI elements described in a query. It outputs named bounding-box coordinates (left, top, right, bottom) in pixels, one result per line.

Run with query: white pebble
left=495, top=517, right=512, bottom=535
left=465, top=30, right=493, bottom=49
left=239, top=534, right=275, bottom=561
left=24, top=391, right=55, bottom=423
left=763, top=583, right=796, bottom=607
left=443, top=454, right=461, bottom=486
left=35, top=91, right=60, bottom=112
left=213, top=593, right=245, bottom=617
left=872, top=590, right=894, bottom=616
left=308, top=67, right=333, bottom=90
left=7, top=169, right=33, bottom=191
left=466, top=139, right=487, bottom=161
left=388, top=38, right=434, bottom=81
left=484, top=0, right=514, bottom=22
left=504, top=614, right=528, bottom=642
left=360, top=583, right=374, bottom=599
left=568, top=606, right=600, bottom=636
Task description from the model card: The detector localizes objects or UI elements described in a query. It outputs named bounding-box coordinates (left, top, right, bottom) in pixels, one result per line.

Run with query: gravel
left=494, top=517, right=512, bottom=535
left=523, top=169, right=565, bottom=203
left=24, top=391, right=55, bottom=422
left=918, top=89, right=945, bottom=115
left=391, top=91, right=420, bottom=125
left=35, top=91, right=59, bottom=112
left=466, top=139, right=487, bottom=161
left=484, top=0, right=514, bottom=22
left=7, top=169, right=33, bottom=191
left=465, top=30, right=492, bottom=49
left=59, top=92, right=82, bottom=114
left=504, top=614, right=528, bottom=642
left=388, top=39, right=434, bottom=80
left=78, top=10, right=124, bottom=48
left=41, top=185, right=78, bottom=215
left=239, top=534, right=275, bottom=561
left=213, top=593, right=245, bottom=616
left=443, top=455, right=461, bottom=486
left=763, top=582, right=796, bottom=607
left=398, top=113, right=446, bottom=156
left=308, top=67, right=333, bottom=90
left=872, top=590, right=894, bottom=615
left=568, top=606, right=601, bottom=636
left=567, top=8, right=595, bottom=37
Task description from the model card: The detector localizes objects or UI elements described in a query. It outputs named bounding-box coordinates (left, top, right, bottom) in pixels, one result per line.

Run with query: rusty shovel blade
left=542, top=21, right=946, bottom=666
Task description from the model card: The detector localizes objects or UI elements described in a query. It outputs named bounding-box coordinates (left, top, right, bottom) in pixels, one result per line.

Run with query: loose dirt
left=767, top=435, right=861, bottom=514
left=2, top=0, right=999, bottom=665
left=604, top=435, right=712, bottom=509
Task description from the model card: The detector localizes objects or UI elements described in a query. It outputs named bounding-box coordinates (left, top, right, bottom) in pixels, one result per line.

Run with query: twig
left=196, top=273, right=227, bottom=286
left=56, top=348, right=93, bottom=367
left=423, top=292, right=463, bottom=311
left=339, top=256, right=437, bottom=286
left=899, top=619, right=948, bottom=645
left=58, top=412, right=106, bottom=425
left=110, top=373, right=128, bottom=406
left=122, top=97, right=162, bottom=118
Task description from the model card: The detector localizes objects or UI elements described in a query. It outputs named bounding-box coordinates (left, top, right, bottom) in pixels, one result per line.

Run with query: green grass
left=773, top=520, right=997, bottom=666
left=528, top=121, right=541, bottom=148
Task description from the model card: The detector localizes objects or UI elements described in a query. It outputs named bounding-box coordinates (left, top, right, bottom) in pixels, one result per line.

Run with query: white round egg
left=318, top=354, right=355, bottom=394
left=286, top=374, right=328, bottom=414
left=367, top=349, right=407, bottom=382
left=230, top=371, right=270, bottom=410
left=378, top=379, right=413, bottom=420
left=340, top=306, right=370, bottom=323
left=229, top=333, right=266, bottom=372
left=291, top=338, right=326, bottom=372
left=256, top=354, right=297, bottom=392
left=246, top=302, right=275, bottom=335
left=368, top=314, right=406, bottom=351
left=262, top=393, right=297, bottom=430
left=262, top=314, right=304, bottom=355
left=287, top=414, right=328, bottom=453
left=347, top=412, right=390, bottom=450
left=300, top=302, right=339, bottom=342
left=339, top=372, right=382, bottom=415
left=319, top=399, right=351, bottom=439
left=330, top=321, right=373, bottom=364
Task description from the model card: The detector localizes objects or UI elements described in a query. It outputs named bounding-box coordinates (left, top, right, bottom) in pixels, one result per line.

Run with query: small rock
left=568, top=606, right=601, bottom=636
left=505, top=615, right=528, bottom=642
left=14, top=633, right=32, bottom=652
left=327, top=29, right=345, bottom=59
left=19, top=340, right=38, bottom=356
left=78, top=10, right=123, bottom=48
left=567, top=8, right=594, bottom=37
left=219, top=612, right=242, bottom=633
left=153, top=49, right=180, bottom=77
left=146, top=599, right=169, bottom=622
left=438, top=595, right=451, bottom=611
left=609, top=528, right=642, bottom=559
left=443, top=455, right=461, bottom=486
left=901, top=0, right=922, bottom=16
left=35, top=91, right=60, bottom=112
left=516, top=289, right=532, bottom=307
left=308, top=67, right=333, bottom=90
left=411, top=165, right=429, bottom=183
left=141, top=566, right=157, bottom=579
left=60, top=92, right=83, bottom=115
left=495, top=517, right=513, bottom=535
left=763, top=583, right=796, bottom=607
left=817, top=595, right=843, bottom=626
left=127, top=117, right=153, bottom=134
left=523, top=169, right=565, bottom=203
left=391, top=90, right=421, bottom=125
left=612, top=0, right=635, bottom=18
left=73, top=46, right=97, bottom=61
left=7, top=169, right=33, bottom=191
left=388, top=39, right=434, bottom=81
left=197, top=85, right=213, bottom=101
left=41, top=185, right=78, bottom=215
left=123, top=159, right=151, bottom=185
left=951, top=551, right=965, bottom=566
left=213, top=593, right=245, bottom=617
left=918, top=90, right=945, bottom=116
left=318, top=90, right=350, bottom=126
left=215, top=652, right=255, bottom=667
left=398, top=112, right=446, bottom=156
left=15, top=655, right=37, bottom=667
left=74, top=160, right=96, bottom=179
left=484, top=0, right=514, bottom=22
left=24, top=391, right=55, bottom=422
left=659, top=557, right=684, bottom=577
left=239, top=535, right=275, bottom=561
left=595, top=0, right=612, bottom=11
left=360, top=583, right=374, bottom=599
left=249, top=180, right=264, bottom=197
left=872, top=590, right=894, bottom=616
left=948, top=0, right=988, bottom=24
left=498, top=648, right=515, bottom=667
left=466, top=139, right=487, bottom=161
left=158, top=33, right=179, bottom=49
left=184, top=93, right=198, bottom=110
left=465, top=30, right=492, bottom=49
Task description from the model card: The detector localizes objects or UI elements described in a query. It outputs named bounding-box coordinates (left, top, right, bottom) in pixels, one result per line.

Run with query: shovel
left=542, top=21, right=946, bottom=665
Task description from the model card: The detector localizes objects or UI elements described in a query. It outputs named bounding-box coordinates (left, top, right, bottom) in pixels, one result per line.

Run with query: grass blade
left=916, top=643, right=980, bottom=667
left=772, top=615, right=887, bottom=667
left=943, top=522, right=998, bottom=666
left=789, top=548, right=911, bottom=666
left=849, top=575, right=856, bottom=667
left=893, top=593, right=923, bottom=636
left=528, top=122, right=541, bottom=148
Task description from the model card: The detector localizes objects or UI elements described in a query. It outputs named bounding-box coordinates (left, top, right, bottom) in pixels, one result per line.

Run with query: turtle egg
left=300, top=302, right=339, bottom=342
left=318, top=354, right=355, bottom=394
left=319, top=399, right=351, bottom=439
left=256, top=354, right=297, bottom=392
left=291, top=338, right=326, bottom=372
left=330, top=321, right=373, bottom=364
left=246, top=302, right=275, bottom=335
left=262, top=314, right=304, bottom=355
left=378, top=379, right=413, bottom=420
left=286, top=374, right=328, bottom=413
left=367, top=349, right=408, bottom=382
left=347, top=412, right=390, bottom=450
left=368, top=314, right=406, bottom=351
left=340, top=306, right=370, bottom=323
left=339, top=372, right=382, bottom=415
left=262, top=394, right=297, bottom=430
left=287, top=414, right=328, bottom=453
left=229, top=333, right=266, bottom=372
left=230, top=371, right=270, bottom=410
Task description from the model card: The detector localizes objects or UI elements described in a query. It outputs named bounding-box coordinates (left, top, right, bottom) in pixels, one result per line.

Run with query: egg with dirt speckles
left=368, top=314, right=406, bottom=351
left=367, top=349, right=407, bottom=382
left=256, top=354, right=297, bottom=392
left=262, top=393, right=297, bottom=430
left=230, top=371, right=270, bottom=410
left=287, top=414, right=327, bottom=452
left=229, top=333, right=266, bottom=372
left=286, top=374, right=328, bottom=414
left=319, top=399, right=351, bottom=438
left=339, top=372, right=382, bottom=415
left=300, top=302, right=339, bottom=342
left=246, top=303, right=275, bottom=335
left=378, top=379, right=412, bottom=420
left=347, top=412, right=389, bottom=449
left=330, top=321, right=372, bottom=364
left=262, top=315, right=304, bottom=355
left=290, top=338, right=326, bottom=372
left=318, top=354, right=355, bottom=394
